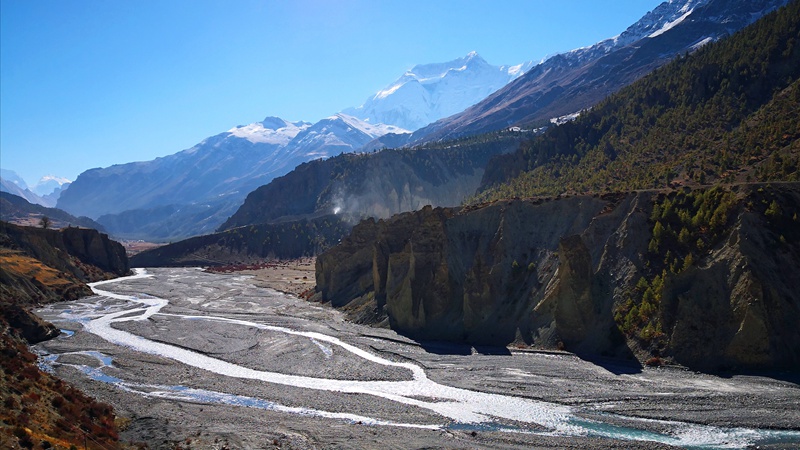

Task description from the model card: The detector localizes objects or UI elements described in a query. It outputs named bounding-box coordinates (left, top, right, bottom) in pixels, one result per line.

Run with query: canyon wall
left=314, top=184, right=800, bottom=371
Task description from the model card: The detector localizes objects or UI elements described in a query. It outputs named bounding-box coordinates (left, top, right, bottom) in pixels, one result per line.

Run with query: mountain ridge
left=57, top=114, right=402, bottom=229
left=476, top=0, right=800, bottom=201
left=0, top=192, right=105, bottom=231
left=407, top=0, right=789, bottom=145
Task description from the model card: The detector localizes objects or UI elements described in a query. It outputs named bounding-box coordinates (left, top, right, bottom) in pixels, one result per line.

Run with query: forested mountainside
left=477, top=0, right=800, bottom=201
left=311, top=3, right=800, bottom=371
left=0, top=222, right=129, bottom=448
left=410, top=0, right=790, bottom=145
left=219, top=130, right=532, bottom=231
left=0, top=192, right=104, bottom=231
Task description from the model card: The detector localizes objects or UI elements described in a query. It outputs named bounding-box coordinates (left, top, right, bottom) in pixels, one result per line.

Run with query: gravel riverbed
left=34, top=267, right=800, bottom=449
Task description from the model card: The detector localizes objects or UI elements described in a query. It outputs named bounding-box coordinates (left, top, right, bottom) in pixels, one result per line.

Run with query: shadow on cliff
left=689, top=367, right=800, bottom=386
left=417, top=340, right=512, bottom=356
left=574, top=352, right=644, bottom=375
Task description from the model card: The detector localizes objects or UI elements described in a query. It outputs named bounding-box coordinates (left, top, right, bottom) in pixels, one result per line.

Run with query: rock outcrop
left=1, top=222, right=128, bottom=289
left=314, top=184, right=800, bottom=371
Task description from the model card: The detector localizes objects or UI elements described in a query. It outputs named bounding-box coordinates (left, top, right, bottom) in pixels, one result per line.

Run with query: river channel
left=34, top=268, right=800, bottom=449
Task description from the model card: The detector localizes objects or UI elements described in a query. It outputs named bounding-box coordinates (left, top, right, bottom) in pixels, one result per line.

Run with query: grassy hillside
left=476, top=1, right=800, bottom=202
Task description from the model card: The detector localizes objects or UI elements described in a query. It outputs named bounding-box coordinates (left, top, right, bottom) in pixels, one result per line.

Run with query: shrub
left=645, top=356, right=664, bottom=367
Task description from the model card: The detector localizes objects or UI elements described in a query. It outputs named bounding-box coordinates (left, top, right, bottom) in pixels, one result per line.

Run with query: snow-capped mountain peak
left=32, top=175, right=71, bottom=196
left=328, top=113, right=409, bottom=137
left=0, top=169, right=67, bottom=207
left=343, top=52, right=535, bottom=131
left=227, top=117, right=311, bottom=145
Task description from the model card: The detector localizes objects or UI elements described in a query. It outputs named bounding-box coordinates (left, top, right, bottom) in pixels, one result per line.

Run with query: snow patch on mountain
left=649, top=7, right=695, bottom=37
left=32, top=175, right=72, bottom=196
left=334, top=113, right=409, bottom=136
left=0, top=170, right=52, bottom=207
left=691, top=36, right=714, bottom=50
left=557, top=0, right=711, bottom=65
left=227, top=117, right=311, bottom=145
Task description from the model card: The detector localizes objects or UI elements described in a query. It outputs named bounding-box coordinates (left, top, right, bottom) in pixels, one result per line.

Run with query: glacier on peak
left=227, top=117, right=311, bottom=145
left=342, top=52, right=534, bottom=131
left=326, top=113, right=409, bottom=137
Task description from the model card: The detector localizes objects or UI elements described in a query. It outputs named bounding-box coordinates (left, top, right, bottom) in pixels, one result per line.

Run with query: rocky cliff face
left=314, top=184, right=800, bottom=371
left=0, top=222, right=130, bottom=308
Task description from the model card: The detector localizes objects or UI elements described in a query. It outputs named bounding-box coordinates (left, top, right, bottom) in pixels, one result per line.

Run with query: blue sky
left=1, top=0, right=662, bottom=187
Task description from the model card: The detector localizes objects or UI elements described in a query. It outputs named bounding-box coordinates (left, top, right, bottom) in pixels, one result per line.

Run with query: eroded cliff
left=314, top=184, right=800, bottom=371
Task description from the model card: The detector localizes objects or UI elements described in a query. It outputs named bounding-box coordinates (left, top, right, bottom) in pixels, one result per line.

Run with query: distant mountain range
left=56, top=114, right=405, bottom=240
left=342, top=52, right=533, bottom=131
left=0, top=170, right=70, bottom=208
left=218, top=0, right=790, bottom=231
left=0, top=192, right=104, bottom=231
left=54, top=0, right=789, bottom=242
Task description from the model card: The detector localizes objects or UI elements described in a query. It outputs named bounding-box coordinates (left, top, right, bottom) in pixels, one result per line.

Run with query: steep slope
left=410, top=0, right=789, bottom=144
left=0, top=321, right=122, bottom=449
left=1, top=192, right=104, bottom=231
left=219, top=130, right=531, bottom=231
left=0, top=222, right=129, bottom=303
left=0, top=222, right=128, bottom=449
left=477, top=0, right=800, bottom=200
left=314, top=185, right=800, bottom=371
left=343, top=52, right=533, bottom=131
left=130, top=214, right=350, bottom=267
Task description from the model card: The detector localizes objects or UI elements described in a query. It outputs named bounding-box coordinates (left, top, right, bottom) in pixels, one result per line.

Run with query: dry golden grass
left=0, top=249, right=77, bottom=290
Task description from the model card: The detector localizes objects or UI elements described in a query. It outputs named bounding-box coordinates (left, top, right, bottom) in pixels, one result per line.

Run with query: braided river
left=34, top=268, right=800, bottom=449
